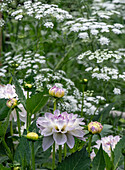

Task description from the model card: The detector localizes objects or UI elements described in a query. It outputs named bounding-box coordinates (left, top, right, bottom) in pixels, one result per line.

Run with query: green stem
left=81, top=84, right=85, bottom=117
left=52, top=142, right=55, bottom=170
left=2, top=138, right=13, bottom=161
left=31, top=142, right=35, bottom=170
left=59, top=145, right=62, bottom=163
left=64, top=143, right=67, bottom=158
left=9, top=76, right=12, bottom=84
left=88, top=134, right=93, bottom=157
left=54, top=99, right=56, bottom=111
left=16, top=109, right=21, bottom=137
left=26, top=91, right=29, bottom=130
left=10, top=121, right=13, bottom=136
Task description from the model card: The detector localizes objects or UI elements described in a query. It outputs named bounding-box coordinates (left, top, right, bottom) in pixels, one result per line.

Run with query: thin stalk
left=10, top=121, right=13, bottom=136
left=88, top=134, right=93, bottom=157
left=31, top=142, right=35, bottom=170
left=2, top=138, right=13, bottom=161
left=54, top=99, right=56, bottom=111
left=16, top=109, right=21, bottom=137
left=59, top=145, right=62, bottom=163
left=64, top=143, right=67, bottom=158
left=52, top=142, right=55, bottom=170
left=26, top=91, right=29, bottom=129
left=81, top=84, right=85, bottom=117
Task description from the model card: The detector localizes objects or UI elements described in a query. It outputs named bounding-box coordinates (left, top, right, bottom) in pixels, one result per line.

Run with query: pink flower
left=36, top=110, right=85, bottom=151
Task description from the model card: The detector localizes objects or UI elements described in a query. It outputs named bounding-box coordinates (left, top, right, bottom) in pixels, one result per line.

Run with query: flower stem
left=2, top=138, right=13, bottom=161
left=88, top=134, right=93, bottom=157
left=64, top=143, right=67, bottom=158
left=124, top=155, right=125, bottom=170
left=54, top=99, right=56, bottom=111
left=10, top=121, right=13, bottom=136
left=81, top=84, right=85, bottom=117
left=16, top=109, right=21, bottom=137
left=52, top=142, right=55, bottom=170
left=26, top=91, right=29, bottom=130
left=31, top=141, right=35, bottom=170
left=59, top=145, right=62, bottom=163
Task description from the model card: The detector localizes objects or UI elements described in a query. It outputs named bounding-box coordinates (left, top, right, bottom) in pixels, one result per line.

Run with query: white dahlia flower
left=36, top=110, right=85, bottom=151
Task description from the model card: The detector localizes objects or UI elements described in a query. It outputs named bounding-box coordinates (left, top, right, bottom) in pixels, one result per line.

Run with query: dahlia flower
left=36, top=110, right=85, bottom=151
left=88, top=121, right=103, bottom=134
left=49, top=85, right=65, bottom=98
left=0, top=84, right=17, bottom=99
left=93, top=135, right=121, bottom=157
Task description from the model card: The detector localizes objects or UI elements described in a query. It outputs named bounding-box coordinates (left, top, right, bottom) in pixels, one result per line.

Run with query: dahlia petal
left=54, top=110, right=60, bottom=116
left=70, top=129, right=84, bottom=138
left=42, top=128, right=53, bottom=136
left=66, top=134, right=75, bottom=149
left=42, top=136, right=54, bottom=151
left=53, top=133, right=67, bottom=145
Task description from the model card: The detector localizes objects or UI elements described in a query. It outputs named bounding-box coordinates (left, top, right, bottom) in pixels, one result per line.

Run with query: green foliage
left=91, top=145, right=105, bottom=170
left=56, top=147, right=90, bottom=170
left=26, top=91, right=49, bottom=115
left=0, top=99, right=10, bottom=121
left=0, top=164, right=11, bottom=170
left=114, top=136, right=125, bottom=169
left=12, top=76, right=26, bottom=109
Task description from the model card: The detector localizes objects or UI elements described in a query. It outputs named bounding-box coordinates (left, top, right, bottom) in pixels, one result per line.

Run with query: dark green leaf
left=0, top=99, right=10, bottom=121
left=12, top=75, right=26, bottom=109
left=26, top=91, right=49, bottom=114
left=56, top=147, right=90, bottom=170
left=114, top=136, right=125, bottom=169
left=92, top=145, right=105, bottom=170
left=103, top=150, right=112, bottom=170
left=0, top=164, right=11, bottom=170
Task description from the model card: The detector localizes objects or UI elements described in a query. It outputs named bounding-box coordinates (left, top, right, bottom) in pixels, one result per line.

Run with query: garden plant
left=0, top=0, right=125, bottom=169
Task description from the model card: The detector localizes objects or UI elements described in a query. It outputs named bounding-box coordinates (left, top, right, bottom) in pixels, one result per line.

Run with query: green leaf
left=0, top=109, right=12, bottom=137
left=103, top=150, right=112, bottom=170
left=14, top=131, right=31, bottom=168
left=93, top=103, right=115, bottom=122
left=114, top=136, right=125, bottom=169
left=0, top=164, right=11, bottom=170
left=26, top=91, right=49, bottom=114
left=56, top=147, right=90, bottom=170
left=12, top=75, right=26, bottom=109
left=0, top=99, right=10, bottom=121
left=0, top=156, right=9, bottom=164
left=92, top=145, right=105, bottom=170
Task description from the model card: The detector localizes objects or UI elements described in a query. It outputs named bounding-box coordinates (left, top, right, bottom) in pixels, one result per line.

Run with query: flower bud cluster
left=6, top=98, right=17, bottom=108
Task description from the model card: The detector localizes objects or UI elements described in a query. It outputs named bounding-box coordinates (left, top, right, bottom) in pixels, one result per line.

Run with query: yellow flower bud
left=6, top=98, right=17, bottom=108
left=49, top=85, right=65, bottom=98
left=24, top=83, right=32, bottom=89
left=88, top=121, right=103, bottom=134
left=26, top=132, right=39, bottom=141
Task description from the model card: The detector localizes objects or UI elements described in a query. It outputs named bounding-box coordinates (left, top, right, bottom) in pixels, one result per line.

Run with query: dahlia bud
left=11, top=63, right=19, bottom=68
left=6, top=98, right=17, bottom=108
left=26, top=132, right=39, bottom=141
left=49, top=85, right=64, bottom=98
left=80, top=79, right=88, bottom=84
left=24, top=83, right=32, bottom=90
left=88, top=121, right=103, bottom=134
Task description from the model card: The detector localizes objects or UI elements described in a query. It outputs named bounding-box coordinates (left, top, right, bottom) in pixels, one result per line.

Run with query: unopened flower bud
left=26, top=132, right=39, bottom=141
left=6, top=98, right=17, bottom=108
left=80, top=79, right=88, bottom=84
left=88, top=121, right=103, bottom=134
left=49, top=85, right=64, bottom=98
left=14, top=167, right=20, bottom=170
left=24, top=83, right=32, bottom=90
left=11, top=63, right=19, bottom=68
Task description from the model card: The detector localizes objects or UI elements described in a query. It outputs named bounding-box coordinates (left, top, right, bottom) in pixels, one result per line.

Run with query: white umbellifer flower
left=78, top=32, right=89, bottom=39
left=36, top=110, right=85, bottom=151
left=93, top=135, right=121, bottom=157
left=44, top=22, right=54, bottom=28
left=99, top=37, right=110, bottom=45
left=113, top=88, right=121, bottom=95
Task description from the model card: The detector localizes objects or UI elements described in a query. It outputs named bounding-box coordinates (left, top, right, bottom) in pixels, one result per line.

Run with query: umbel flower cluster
left=36, top=110, right=85, bottom=151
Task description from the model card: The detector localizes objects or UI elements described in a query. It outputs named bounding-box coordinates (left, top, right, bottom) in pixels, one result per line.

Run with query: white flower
left=99, top=37, right=110, bottom=45
left=113, top=88, right=121, bottom=95
left=44, top=22, right=54, bottom=29
left=0, top=84, right=17, bottom=99
left=36, top=110, right=85, bottom=151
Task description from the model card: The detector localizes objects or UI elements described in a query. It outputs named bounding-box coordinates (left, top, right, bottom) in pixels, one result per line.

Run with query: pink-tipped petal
left=42, top=136, right=54, bottom=151
left=42, top=128, right=53, bottom=136
left=66, top=133, right=75, bottom=149
left=54, top=110, right=60, bottom=116
left=70, top=129, right=84, bottom=138
left=53, top=133, right=67, bottom=145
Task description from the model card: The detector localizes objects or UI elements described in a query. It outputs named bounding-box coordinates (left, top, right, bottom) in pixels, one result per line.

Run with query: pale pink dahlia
left=36, top=110, right=85, bottom=151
